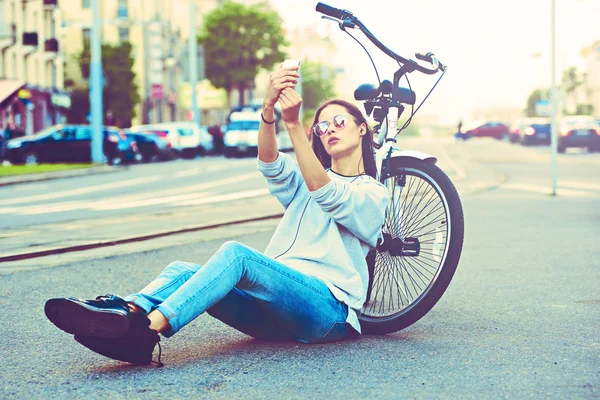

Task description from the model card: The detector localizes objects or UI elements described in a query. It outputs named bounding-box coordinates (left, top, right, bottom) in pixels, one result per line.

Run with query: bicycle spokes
left=365, top=170, right=449, bottom=317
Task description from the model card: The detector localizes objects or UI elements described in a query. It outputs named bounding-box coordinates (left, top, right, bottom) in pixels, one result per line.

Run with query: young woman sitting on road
left=44, top=64, right=389, bottom=366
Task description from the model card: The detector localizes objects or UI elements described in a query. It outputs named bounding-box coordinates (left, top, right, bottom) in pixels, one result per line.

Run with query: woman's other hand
left=264, top=66, right=300, bottom=108
left=278, top=88, right=303, bottom=125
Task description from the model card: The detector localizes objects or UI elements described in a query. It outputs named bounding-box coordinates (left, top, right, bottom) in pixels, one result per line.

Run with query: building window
left=117, top=0, right=128, bottom=18
left=119, top=27, right=129, bottom=42
left=82, top=0, right=91, bottom=9
left=82, top=28, right=91, bottom=47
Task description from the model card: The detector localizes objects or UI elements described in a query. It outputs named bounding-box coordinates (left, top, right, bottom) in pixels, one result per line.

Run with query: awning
left=0, top=80, right=25, bottom=105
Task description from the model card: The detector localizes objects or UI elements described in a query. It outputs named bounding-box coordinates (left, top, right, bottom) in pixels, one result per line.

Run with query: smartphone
left=281, top=59, right=301, bottom=69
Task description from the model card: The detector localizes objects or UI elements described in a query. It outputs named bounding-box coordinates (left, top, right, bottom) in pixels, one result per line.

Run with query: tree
left=198, top=1, right=287, bottom=105
left=524, top=89, right=551, bottom=117
left=560, top=67, right=594, bottom=116
left=66, top=85, right=91, bottom=124
left=298, top=59, right=338, bottom=126
left=301, top=60, right=337, bottom=109
left=79, top=41, right=140, bottom=127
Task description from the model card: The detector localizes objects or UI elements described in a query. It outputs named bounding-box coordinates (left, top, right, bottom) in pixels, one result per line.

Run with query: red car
left=465, top=121, right=511, bottom=140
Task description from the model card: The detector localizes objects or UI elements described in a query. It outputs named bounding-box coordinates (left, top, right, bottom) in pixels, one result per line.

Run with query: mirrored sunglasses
left=312, top=114, right=350, bottom=137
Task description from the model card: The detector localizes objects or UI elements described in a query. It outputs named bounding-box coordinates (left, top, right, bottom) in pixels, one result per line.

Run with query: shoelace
left=152, top=341, right=164, bottom=368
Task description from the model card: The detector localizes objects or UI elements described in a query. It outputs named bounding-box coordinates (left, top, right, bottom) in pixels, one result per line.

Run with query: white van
left=222, top=108, right=293, bottom=158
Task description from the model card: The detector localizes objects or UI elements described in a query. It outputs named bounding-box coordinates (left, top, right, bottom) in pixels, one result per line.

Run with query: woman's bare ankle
left=147, top=310, right=170, bottom=333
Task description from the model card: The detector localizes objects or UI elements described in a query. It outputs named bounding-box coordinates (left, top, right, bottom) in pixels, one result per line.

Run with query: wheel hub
left=377, top=233, right=420, bottom=256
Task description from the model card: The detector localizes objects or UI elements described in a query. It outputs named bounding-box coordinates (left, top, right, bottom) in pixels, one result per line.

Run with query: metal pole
left=550, top=0, right=558, bottom=196
left=189, top=0, right=200, bottom=126
left=143, top=6, right=150, bottom=124
left=90, top=0, right=104, bottom=164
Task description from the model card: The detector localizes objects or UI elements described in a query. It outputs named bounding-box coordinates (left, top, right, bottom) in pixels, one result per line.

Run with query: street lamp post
left=90, top=0, right=104, bottom=164
left=550, top=0, right=558, bottom=196
left=189, top=0, right=200, bottom=126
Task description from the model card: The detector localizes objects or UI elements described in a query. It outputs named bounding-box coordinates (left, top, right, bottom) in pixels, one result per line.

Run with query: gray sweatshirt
left=257, top=152, right=389, bottom=333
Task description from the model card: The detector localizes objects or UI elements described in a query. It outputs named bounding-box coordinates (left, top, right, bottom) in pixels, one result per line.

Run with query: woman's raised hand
left=278, top=88, right=303, bottom=125
left=264, top=65, right=300, bottom=108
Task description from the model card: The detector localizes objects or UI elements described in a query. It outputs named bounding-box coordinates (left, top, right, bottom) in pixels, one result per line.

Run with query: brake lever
left=320, top=15, right=357, bottom=30
left=321, top=16, right=338, bottom=23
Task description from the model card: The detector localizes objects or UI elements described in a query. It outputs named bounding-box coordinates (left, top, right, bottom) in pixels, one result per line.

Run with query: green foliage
left=78, top=41, right=140, bottom=127
left=398, top=123, right=420, bottom=137
left=198, top=1, right=287, bottom=103
left=525, top=89, right=551, bottom=117
left=561, top=67, right=594, bottom=116
left=300, top=59, right=337, bottom=115
left=66, top=85, right=91, bottom=124
left=574, top=103, right=594, bottom=116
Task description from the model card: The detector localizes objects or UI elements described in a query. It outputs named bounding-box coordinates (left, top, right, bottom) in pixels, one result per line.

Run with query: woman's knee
left=218, top=241, right=250, bottom=257
left=164, top=260, right=201, bottom=276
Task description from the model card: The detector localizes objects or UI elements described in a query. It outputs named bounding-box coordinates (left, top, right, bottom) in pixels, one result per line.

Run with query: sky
left=270, top=0, right=600, bottom=124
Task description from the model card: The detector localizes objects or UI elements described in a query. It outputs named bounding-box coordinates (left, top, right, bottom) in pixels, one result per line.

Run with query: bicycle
left=316, top=3, right=465, bottom=335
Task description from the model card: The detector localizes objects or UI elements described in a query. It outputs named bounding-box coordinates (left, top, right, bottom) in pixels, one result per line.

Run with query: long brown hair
left=311, top=99, right=377, bottom=179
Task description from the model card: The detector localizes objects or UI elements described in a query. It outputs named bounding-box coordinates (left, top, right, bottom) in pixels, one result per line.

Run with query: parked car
left=129, top=121, right=214, bottom=158
left=5, top=124, right=141, bottom=165
left=558, top=116, right=600, bottom=153
left=222, top=107, right=293, bottom=157
left=513, top=118, right=551, bottom=146
left=124, top=132, right=174, bottom=162
left=464, top=121, right=511, bottom=140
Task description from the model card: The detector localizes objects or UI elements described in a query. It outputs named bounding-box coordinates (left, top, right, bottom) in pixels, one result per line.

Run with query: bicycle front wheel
left=360, top=158, right=464, bottom=335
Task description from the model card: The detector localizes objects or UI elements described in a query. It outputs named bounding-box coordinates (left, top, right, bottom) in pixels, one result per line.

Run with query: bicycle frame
left=373, top=107, right=438, bottom=187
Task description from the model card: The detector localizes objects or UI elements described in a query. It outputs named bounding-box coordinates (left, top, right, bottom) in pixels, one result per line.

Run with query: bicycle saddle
left=354, top=81, right=416, bottom=105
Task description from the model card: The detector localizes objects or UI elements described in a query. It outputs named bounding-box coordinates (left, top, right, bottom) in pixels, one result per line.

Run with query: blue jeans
left=125, top=241, right=354, bottom=344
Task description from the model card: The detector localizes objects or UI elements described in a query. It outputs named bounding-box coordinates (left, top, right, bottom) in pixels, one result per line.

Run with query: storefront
left=0, top=80, right=26, bottom=138
left=0, top=82, right=71, bottom=137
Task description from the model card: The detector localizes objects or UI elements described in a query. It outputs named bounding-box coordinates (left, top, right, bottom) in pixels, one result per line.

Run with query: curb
left=0, top=165, right=128, bottom=188
left=0, top=212, right=284, bottom=262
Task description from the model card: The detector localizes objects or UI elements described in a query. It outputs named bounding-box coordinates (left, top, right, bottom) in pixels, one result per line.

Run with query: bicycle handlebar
left=315, top=2, right=346, bottom=20
left=315, top=2, right=446, bottom=75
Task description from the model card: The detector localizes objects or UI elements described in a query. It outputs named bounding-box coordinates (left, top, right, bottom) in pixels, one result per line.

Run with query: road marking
left=0, top=172, right=265, bottom=216
left=178, top=188, right=270, bottom=206
left=174, top=168, right=204, bottom=177
left=501, top=183, right=596, bottom=197
left=0, top=176, right=163, bottom=207
left=559, top=181, right=600, bottom=191
left=91, top=191, right=215, bottom=211
left=173, top=164, right=235, bottom=177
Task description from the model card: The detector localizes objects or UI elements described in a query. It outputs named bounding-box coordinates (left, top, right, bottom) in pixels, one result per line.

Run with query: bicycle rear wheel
left=360, top=158, right=464, bottom=334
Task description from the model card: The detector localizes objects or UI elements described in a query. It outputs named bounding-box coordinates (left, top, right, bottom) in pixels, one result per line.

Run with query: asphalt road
left=0, top=137, right=599, bottom=398
left=2, top=137, right=600, bottom=259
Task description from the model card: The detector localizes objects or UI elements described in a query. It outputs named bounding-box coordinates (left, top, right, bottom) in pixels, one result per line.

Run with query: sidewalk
left=0, top=164, right=127, bottom=187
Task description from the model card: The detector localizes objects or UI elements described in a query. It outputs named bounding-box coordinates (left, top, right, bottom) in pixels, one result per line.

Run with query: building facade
left=60, top=0, right=192, bottom=126
left=0, top=0, right=69, bottom=137
left=584, top=40, right=600, bottom=117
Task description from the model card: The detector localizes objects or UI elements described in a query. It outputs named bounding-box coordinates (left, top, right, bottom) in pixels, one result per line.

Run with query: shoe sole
left=45, top=298, right=130, bottom=339
left=74, top=335, right=153, bottom=365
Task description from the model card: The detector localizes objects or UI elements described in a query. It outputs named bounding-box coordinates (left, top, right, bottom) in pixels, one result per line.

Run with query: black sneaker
left=74, top=313, right=163, bottom=367
left=45, top=294, right=133, bottom=338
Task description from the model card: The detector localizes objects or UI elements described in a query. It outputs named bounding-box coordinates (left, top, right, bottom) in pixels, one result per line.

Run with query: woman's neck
left=331, top=149, right=365, bottom=176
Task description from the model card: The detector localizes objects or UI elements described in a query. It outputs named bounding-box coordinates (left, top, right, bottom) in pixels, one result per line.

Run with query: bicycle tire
left=360, top=157, right=464, bottom=335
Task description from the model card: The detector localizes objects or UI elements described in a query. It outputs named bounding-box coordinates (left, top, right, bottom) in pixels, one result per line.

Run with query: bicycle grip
left=316, top=2, right=344, bottom=19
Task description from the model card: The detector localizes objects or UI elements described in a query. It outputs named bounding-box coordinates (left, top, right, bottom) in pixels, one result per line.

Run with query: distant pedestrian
left=455, top=119, right=468, bottom=141
left=44, top=62, right=390, bottom=367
